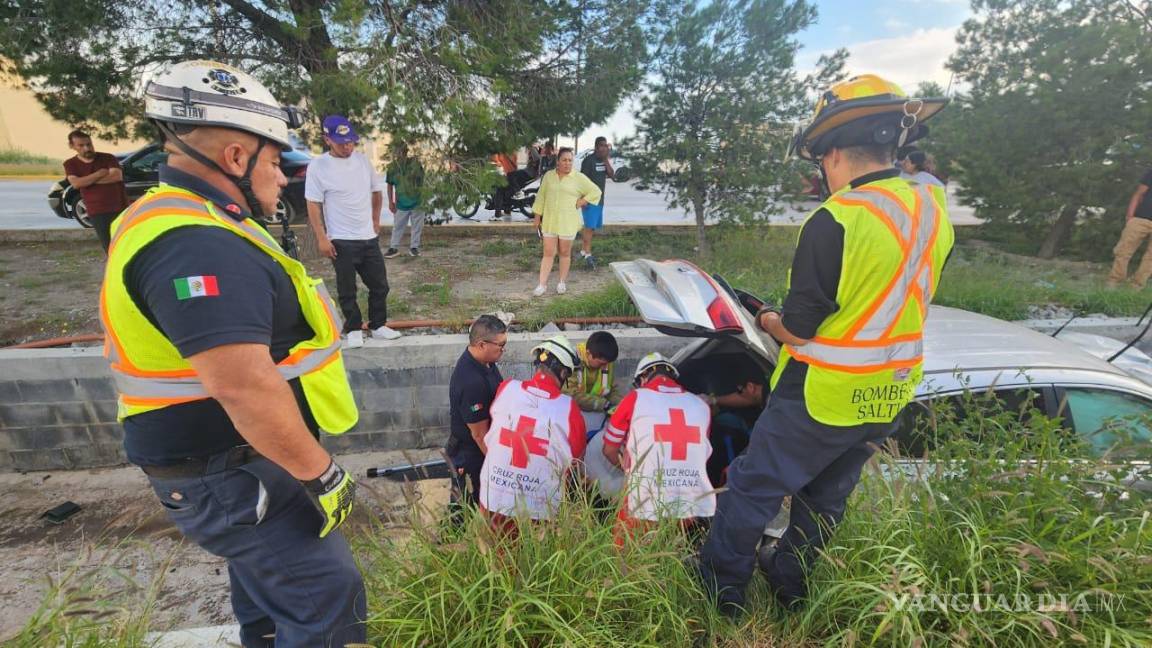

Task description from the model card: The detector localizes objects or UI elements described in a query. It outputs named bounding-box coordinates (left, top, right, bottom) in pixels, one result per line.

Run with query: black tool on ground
left=365, top=459, right=451, bottom=481
left=41, top=501, right=81, bottom=524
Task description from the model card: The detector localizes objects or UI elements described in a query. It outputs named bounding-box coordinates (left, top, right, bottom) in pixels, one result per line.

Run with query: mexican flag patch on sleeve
left=173, top=275, right=220, bottom=300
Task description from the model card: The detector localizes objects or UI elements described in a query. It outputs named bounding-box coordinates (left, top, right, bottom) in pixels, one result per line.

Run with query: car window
left=130, top=149, right=168, bottom=174
left=892, top=387, right=1049, bottom=457
left=1061, top=388, right=1152, bottom=457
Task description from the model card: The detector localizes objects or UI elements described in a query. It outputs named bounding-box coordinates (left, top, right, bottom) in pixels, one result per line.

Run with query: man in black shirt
left=446, top=315, right=508, bottom=519
left=579, top=137, right=614, bottom=266
left=104, top=61, right=365, bottom=647
left=696, top=75, right=952, bottom=618
left=1108, top=169, right=1152, bottom=288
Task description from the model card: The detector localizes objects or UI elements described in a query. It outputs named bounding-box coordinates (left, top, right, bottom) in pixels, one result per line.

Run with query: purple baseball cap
left=322, top=115, right=360, bottom=144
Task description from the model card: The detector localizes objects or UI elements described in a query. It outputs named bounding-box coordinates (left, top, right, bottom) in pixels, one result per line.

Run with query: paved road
left=0, top=177, right=978, bottom=230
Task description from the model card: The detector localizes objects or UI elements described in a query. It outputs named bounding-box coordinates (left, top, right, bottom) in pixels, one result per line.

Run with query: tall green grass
left=359, top=488, right=726, bottom=647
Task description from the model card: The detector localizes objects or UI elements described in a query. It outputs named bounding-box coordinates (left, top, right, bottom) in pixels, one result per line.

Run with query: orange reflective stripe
left=841, top=198, right=918, bottom=341
left=787, top=346, right=922, bottom=374
left=832, top=196, right=907, bottom=249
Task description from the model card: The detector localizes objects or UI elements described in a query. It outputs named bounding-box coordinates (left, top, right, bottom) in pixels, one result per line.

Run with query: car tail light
left=707, top=295, right=743, bottom=332
left=293, top=166, right=307, bottom=178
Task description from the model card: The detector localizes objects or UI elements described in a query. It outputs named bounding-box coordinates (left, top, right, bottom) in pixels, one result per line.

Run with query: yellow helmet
left=789, top=74, right=948, bottom=161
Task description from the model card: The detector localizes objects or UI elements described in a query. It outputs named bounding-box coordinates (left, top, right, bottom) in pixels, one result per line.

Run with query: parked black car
left=47, top=143, right=312, bottom=228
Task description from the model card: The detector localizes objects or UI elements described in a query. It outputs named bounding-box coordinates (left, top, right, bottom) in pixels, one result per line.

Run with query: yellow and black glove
left=304, top=460, right=356, bottom=538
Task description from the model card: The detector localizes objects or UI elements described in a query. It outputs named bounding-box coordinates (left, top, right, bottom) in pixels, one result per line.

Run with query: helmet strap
left=155, top=120, right=269, bottom=221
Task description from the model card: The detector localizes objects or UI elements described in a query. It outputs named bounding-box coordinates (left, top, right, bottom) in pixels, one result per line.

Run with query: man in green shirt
left=385, top=143, right=426, bottom=258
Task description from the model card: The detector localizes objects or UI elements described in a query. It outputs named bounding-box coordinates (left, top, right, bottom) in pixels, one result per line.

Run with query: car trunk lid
left=611, top=258, right=779, bottom=364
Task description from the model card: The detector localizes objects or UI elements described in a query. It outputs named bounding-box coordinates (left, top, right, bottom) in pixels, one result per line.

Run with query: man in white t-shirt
left=305, top=115, right=401, bottom=347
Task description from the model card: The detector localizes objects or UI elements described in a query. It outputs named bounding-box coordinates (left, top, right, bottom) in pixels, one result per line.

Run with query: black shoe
left=383, top=247, right=400, bottom=259
left=684, top=554, right=745, bottom=621
left=409, top=248, right=420, bottom=257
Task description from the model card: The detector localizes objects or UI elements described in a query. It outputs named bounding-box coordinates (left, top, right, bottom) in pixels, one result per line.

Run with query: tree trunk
left=1037, top=205, right=1078, bottom=259
left=694, top=196, right=709, bottom=259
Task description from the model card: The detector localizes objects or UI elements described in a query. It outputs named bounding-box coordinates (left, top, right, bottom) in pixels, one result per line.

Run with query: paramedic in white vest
left=480, top=335, right=587, bottom=538
left=602, top=353, right=714, bottom=541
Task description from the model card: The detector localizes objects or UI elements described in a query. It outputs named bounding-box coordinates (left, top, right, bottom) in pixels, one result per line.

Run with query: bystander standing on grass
left=531, top=148, right=602, bottom=297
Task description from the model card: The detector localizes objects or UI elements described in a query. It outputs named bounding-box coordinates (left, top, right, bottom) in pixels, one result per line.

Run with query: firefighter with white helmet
left=696, top=74, right=955, bottom=617
left=101, top=60, right=365, bottom=646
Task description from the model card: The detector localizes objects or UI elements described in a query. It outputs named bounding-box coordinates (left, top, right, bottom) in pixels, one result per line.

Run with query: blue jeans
left=698, top=396, right=895, bottom=608
left=146, top=457, right=367, bottom=647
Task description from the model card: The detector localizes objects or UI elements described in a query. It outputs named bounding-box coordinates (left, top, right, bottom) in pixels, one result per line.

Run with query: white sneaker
left=556, top=282, right=567, bottom=294
left=344, top=330, right=364, bottom=349
left=372, top=325, right=402, bottom=340
left=532, top=284, right=547, bottom=297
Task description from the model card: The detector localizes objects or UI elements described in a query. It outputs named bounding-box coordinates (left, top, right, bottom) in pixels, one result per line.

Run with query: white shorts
left=541, top=232, right=578, bottom=241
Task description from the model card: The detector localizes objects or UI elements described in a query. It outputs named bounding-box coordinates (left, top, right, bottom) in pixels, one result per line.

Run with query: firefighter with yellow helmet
left=696, top=74, right=955, bottom=616
left=100, top=60, right=365, bottom=645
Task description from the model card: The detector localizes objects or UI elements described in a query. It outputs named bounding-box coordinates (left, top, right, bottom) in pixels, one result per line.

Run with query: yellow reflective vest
left=99, top=184, right=358, bottom=433
left=564, top=342, right=616, bottom=411
left=770, top=176, right=955, bottom=426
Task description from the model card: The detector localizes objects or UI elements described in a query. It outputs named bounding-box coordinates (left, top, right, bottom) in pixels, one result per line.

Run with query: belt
left=139, top=446, right=263, bottom=479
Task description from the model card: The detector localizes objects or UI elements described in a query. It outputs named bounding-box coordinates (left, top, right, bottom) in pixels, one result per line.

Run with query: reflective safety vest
left=99, top=184, right=358, bottom=433
left=771, top=176, right=954, bottom=426
left=566, top=342, right=615, bottom=410
left=481, top=379, right=578, bottom=520
left=611, top=383, right=714, bottom=521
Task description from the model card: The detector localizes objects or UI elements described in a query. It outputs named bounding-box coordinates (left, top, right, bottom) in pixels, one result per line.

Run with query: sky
left=574, top=0, right=973, bottom=147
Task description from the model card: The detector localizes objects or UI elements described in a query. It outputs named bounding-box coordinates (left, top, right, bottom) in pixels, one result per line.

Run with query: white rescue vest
left=620, top=386, right=714, bottom=521
left=480, top=379, right=576, bottom=520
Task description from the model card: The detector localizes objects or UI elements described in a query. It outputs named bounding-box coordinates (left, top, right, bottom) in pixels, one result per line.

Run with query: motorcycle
left=453, top=177, right=539, bottom=220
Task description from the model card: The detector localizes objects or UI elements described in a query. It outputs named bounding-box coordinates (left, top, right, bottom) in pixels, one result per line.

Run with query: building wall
left=0, top=72, right=148, bottom=160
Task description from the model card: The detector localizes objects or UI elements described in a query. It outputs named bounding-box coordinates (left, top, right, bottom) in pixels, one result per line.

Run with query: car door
left=892, top=385, right=1058, bottom=457
left=120, top=146, right=168, bottom=201
left=610, top=259, right=779, bottom=366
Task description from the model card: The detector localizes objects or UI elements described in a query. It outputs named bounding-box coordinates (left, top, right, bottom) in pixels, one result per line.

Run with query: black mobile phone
left=41, top=501, right=82, bottom=524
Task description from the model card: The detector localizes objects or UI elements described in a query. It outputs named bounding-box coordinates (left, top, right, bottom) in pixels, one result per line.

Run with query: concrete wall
left=0, top=329, right=682, bottom=473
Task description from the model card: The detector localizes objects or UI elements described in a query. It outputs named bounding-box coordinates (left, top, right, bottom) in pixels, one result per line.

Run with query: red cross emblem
left=653, top=408, right=701, bottom=461
left=498, top=415, right=549, bottom=468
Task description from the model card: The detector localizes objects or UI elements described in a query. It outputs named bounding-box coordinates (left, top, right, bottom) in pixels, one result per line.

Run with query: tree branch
left=216, top=0, right=298, bottom=50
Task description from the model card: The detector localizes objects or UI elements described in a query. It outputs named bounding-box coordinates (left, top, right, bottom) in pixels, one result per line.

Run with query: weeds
left=6, top=540, right=171, bottom=647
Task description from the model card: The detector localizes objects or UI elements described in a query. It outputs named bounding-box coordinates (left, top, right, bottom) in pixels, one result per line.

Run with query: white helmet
left=634, top=352, right=678, bottom=382
left=531, top=335, right=581, bottom=371
left=144, top=60, right=301, bottom=150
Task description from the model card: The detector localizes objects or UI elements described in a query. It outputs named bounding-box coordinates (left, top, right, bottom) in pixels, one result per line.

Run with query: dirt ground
left=0, top=227, right=617, bottom=346
left=0, top=448, right=447, bottom=640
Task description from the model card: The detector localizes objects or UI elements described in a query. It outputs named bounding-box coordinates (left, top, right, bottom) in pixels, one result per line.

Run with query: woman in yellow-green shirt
left=531, top=148, right=603, bottom=296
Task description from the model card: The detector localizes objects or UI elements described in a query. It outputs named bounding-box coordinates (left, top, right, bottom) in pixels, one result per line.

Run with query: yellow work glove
left=304, top=460, right=356, bottom=538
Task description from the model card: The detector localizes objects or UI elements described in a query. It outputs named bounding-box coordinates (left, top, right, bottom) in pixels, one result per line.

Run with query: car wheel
left=262, top=198, right=293, bottom=226
left=71, top=195, right=94, bottom=229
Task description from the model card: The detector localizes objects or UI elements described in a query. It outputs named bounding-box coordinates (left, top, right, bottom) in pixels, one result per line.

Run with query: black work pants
left=331, top=238, right=389, bottom=332
left=90, top=211, right=120, bottom=253
left=698, top=395, right=895, bottom=609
